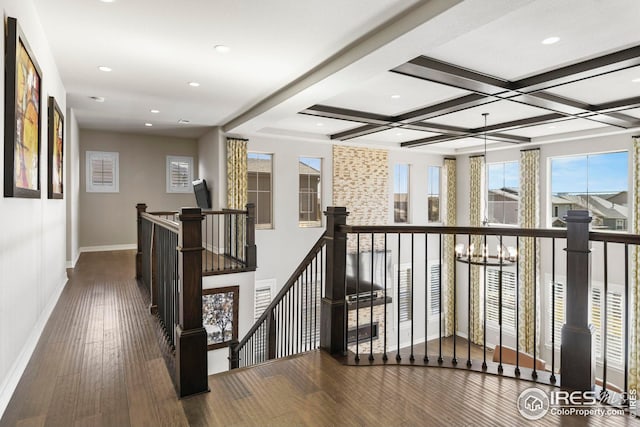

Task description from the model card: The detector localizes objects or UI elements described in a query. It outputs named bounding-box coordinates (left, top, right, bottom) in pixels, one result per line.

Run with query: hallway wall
left=0, top=0, right=68, bottom=416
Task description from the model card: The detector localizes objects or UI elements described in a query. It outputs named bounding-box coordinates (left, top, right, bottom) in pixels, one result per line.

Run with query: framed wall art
left=4, top=17, right=43, bottom=198
left=203, top=286, right=239, bottom=350
left=47, top=96, right=63, bottom=199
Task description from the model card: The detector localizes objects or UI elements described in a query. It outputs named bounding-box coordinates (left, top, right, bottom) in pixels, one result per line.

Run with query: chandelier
left=455, top=112, right=517, bottom=267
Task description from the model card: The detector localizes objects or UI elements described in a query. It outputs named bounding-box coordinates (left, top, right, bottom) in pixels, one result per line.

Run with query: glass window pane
left=394, top=164, right=410, bottom=223
left=299, top=157, right=322, bottom=226
left=257, top=192, right=271, bottom=225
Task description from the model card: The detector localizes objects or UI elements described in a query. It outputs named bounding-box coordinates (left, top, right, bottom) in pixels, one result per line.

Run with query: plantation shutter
left=255, top=287, right=272, bottom=321
left=397, top=265, right=412, bottom=322
left=548, top=280, right=565, bottom=347
left=171, top=160, right=190, bottom=189
left=486, top=269, right=517, bottom=330
left=430, top=263, right=440, bottom=316
left=92, top=157, right=114, bottom=187
left=591, top=287, right=624, bottom=366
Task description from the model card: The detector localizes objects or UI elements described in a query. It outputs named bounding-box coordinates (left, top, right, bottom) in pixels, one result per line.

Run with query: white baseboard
left=65, top=251, right=81, bottom=269
left=0, top=273, right=68, bottom=418
left=79, top=243, right=137, bottom=253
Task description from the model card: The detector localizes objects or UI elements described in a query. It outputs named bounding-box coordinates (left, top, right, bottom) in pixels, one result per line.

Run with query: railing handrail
left=141, top=212, right=179, bottom=234
left=148, top=210, right=179, bottom=216
left=202, top=209, right=248, bottom=215
left=340, top=224, right=568, bottom=238
left=340, top=224, right=640, bottom=245
left=233, top=231, right=326, bottom=351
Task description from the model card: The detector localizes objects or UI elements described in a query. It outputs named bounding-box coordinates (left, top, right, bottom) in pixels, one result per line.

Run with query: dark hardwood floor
left=1, top=250, right=638, bottom=426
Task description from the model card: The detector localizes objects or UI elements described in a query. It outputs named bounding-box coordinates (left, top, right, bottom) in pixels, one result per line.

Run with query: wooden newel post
left=321, top=207, right=349, bottom=355
left=245, top=203, right=257, bottom=269
left=561, top=210, right=595, bottom=391
left=175, top=207, right=209, bottom=397
left=228, top=340, right=240, bottom=370
left=136, top=203, right=147, bottom=279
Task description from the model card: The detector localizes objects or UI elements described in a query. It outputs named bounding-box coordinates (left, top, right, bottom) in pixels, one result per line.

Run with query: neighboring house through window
left=394, top=164, right=410, bottom=223
left=427, top=166, right=440, bottom=223
left=248, top=152, right=273, bottom=228
left=550, top=151, right=628, bottom=230
left=299, top=157, right=322, bottom=227
left=487, top=161, right=519, bottom=225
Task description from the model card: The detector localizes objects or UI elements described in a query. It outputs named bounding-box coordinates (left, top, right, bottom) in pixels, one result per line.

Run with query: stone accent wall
left=347, top=301, right=387, bottom=355
left=333, top=145, right=388, bottom=252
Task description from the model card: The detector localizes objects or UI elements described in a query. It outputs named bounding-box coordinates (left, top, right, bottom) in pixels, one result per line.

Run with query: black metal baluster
left=624, top=243, right=629, bottom=407
left=467, top=234, right=471, bottom=368
left=355, top=233, right=360, bottom=362
left=498, top=235, right=503, bottom=374
left=396, top=233, right=401, bottom=362
left=452, top=233, right=457, bottom=365
left=383, top=233, right=388, bottom=362
left=482, top=234, right=487, bottom=370
left=305, top=265, right=309, bottom=352
left=438, top=233, right=443, bottom=364
left=410, top=232, right=415, bottom=362
left=370, top=232, right=375, bottom=362
left=550, top=238, right=557, bottom=383
left=602, top=241, right=608, bottom=396
left=515, top=237, right=520, bottom=376
left=532, top=237, right=538, bottom=380
left=424, top=233, right=429, bottom=363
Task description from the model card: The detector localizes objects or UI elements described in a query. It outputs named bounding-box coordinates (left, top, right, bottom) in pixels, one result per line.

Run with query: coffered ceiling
left=32, top=0, right=640, bottom=153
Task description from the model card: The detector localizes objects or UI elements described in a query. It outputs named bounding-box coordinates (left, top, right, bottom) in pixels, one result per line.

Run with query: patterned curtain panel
left=227, top=138, right=248, bottom=210
left=443, top=158, right=456, bottom=336
left=629, top=137, right=640, bottom=396
left=517, top=148, right=540, bottom=354
left=469, top=156, right=484, bottom=344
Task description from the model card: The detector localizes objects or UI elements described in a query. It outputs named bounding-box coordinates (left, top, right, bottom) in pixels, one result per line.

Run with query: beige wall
left=79, top=130, right=198, bottom=248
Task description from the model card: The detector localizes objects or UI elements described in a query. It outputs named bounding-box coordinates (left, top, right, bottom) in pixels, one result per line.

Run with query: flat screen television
left=192, top=179, right=211, bottom=209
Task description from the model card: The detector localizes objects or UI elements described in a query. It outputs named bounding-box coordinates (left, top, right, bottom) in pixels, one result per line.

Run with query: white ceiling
left=33, top=0, right=640, bottom=153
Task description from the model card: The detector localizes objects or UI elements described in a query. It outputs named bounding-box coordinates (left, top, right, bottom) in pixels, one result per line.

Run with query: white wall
left=197, top=127, right=226, bottom=211
left=65, top=108, right=79, bottom=267
left=0, top=0, right=68, bottom=416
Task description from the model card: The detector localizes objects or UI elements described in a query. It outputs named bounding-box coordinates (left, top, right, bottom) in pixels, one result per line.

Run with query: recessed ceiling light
left=144, top=123, right=153, bottom=127
left=214, top=45, right=230, bottom=53
left=178, top=119, right=191, bottom=124
left=90, top=96, right=105, bottom=103
left=188, top=81, right=200, bottom=87
left=390, top=94, right=401, bottom=99
left=98, top=66, right=112, bottom=72
left=632, top=78, right=640, bottom=83
left=395, top=132, right=403, bottom=136
left=542, top=36, right=560, bottom=45
left=99, top=0, right=115, bottom=3
left=150, top=109, right=160, bottom=114
left=316, top=122, right=324, bottom=127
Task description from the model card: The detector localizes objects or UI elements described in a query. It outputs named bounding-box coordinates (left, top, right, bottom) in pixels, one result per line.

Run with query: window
left=395, top=264, right=412, bottom=323
left=550, top=151, right=628, bottom=230
left=394, top=164, right=410, bottom=223
left=547, top=277, right=625, bottom=368
left=248, top=153, right=273, bottom=228
left=485, top=268, right=517, bottom=331
left=429, top=262, right=441, bottom=318
left=166, top=156, right=193, bottom=193
left=299, top=157, right=322, bottom=227
left=487, top=161, right=519, bottom=225
left=427, top=166, right=440, bottom=222
left=86, top=151, right=119, bottom=192
left=254, top=279, right=275, bottom=321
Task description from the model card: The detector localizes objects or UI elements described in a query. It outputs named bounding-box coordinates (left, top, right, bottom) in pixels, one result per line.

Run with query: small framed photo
left=203, top=286, right=239, bottom=350
left=48, top=96, right=64, bottom=199
left=4, top=17, right=42, bottom=198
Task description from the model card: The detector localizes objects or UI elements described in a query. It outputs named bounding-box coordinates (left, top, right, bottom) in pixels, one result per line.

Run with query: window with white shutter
left=429, top=262, right=441, bottom=317
left=254, top=280, right=274, bottom=321
left=547, top=277, right=624, bottom=368
left=395, top=264, right=412, bottom=323
left=486, top=268, right=517, bottom=331
left=166, top=156, right=193, bottom=193
left=86, top=151, right=119, bottom=192
left=548, top=280, right=565, bottom=348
